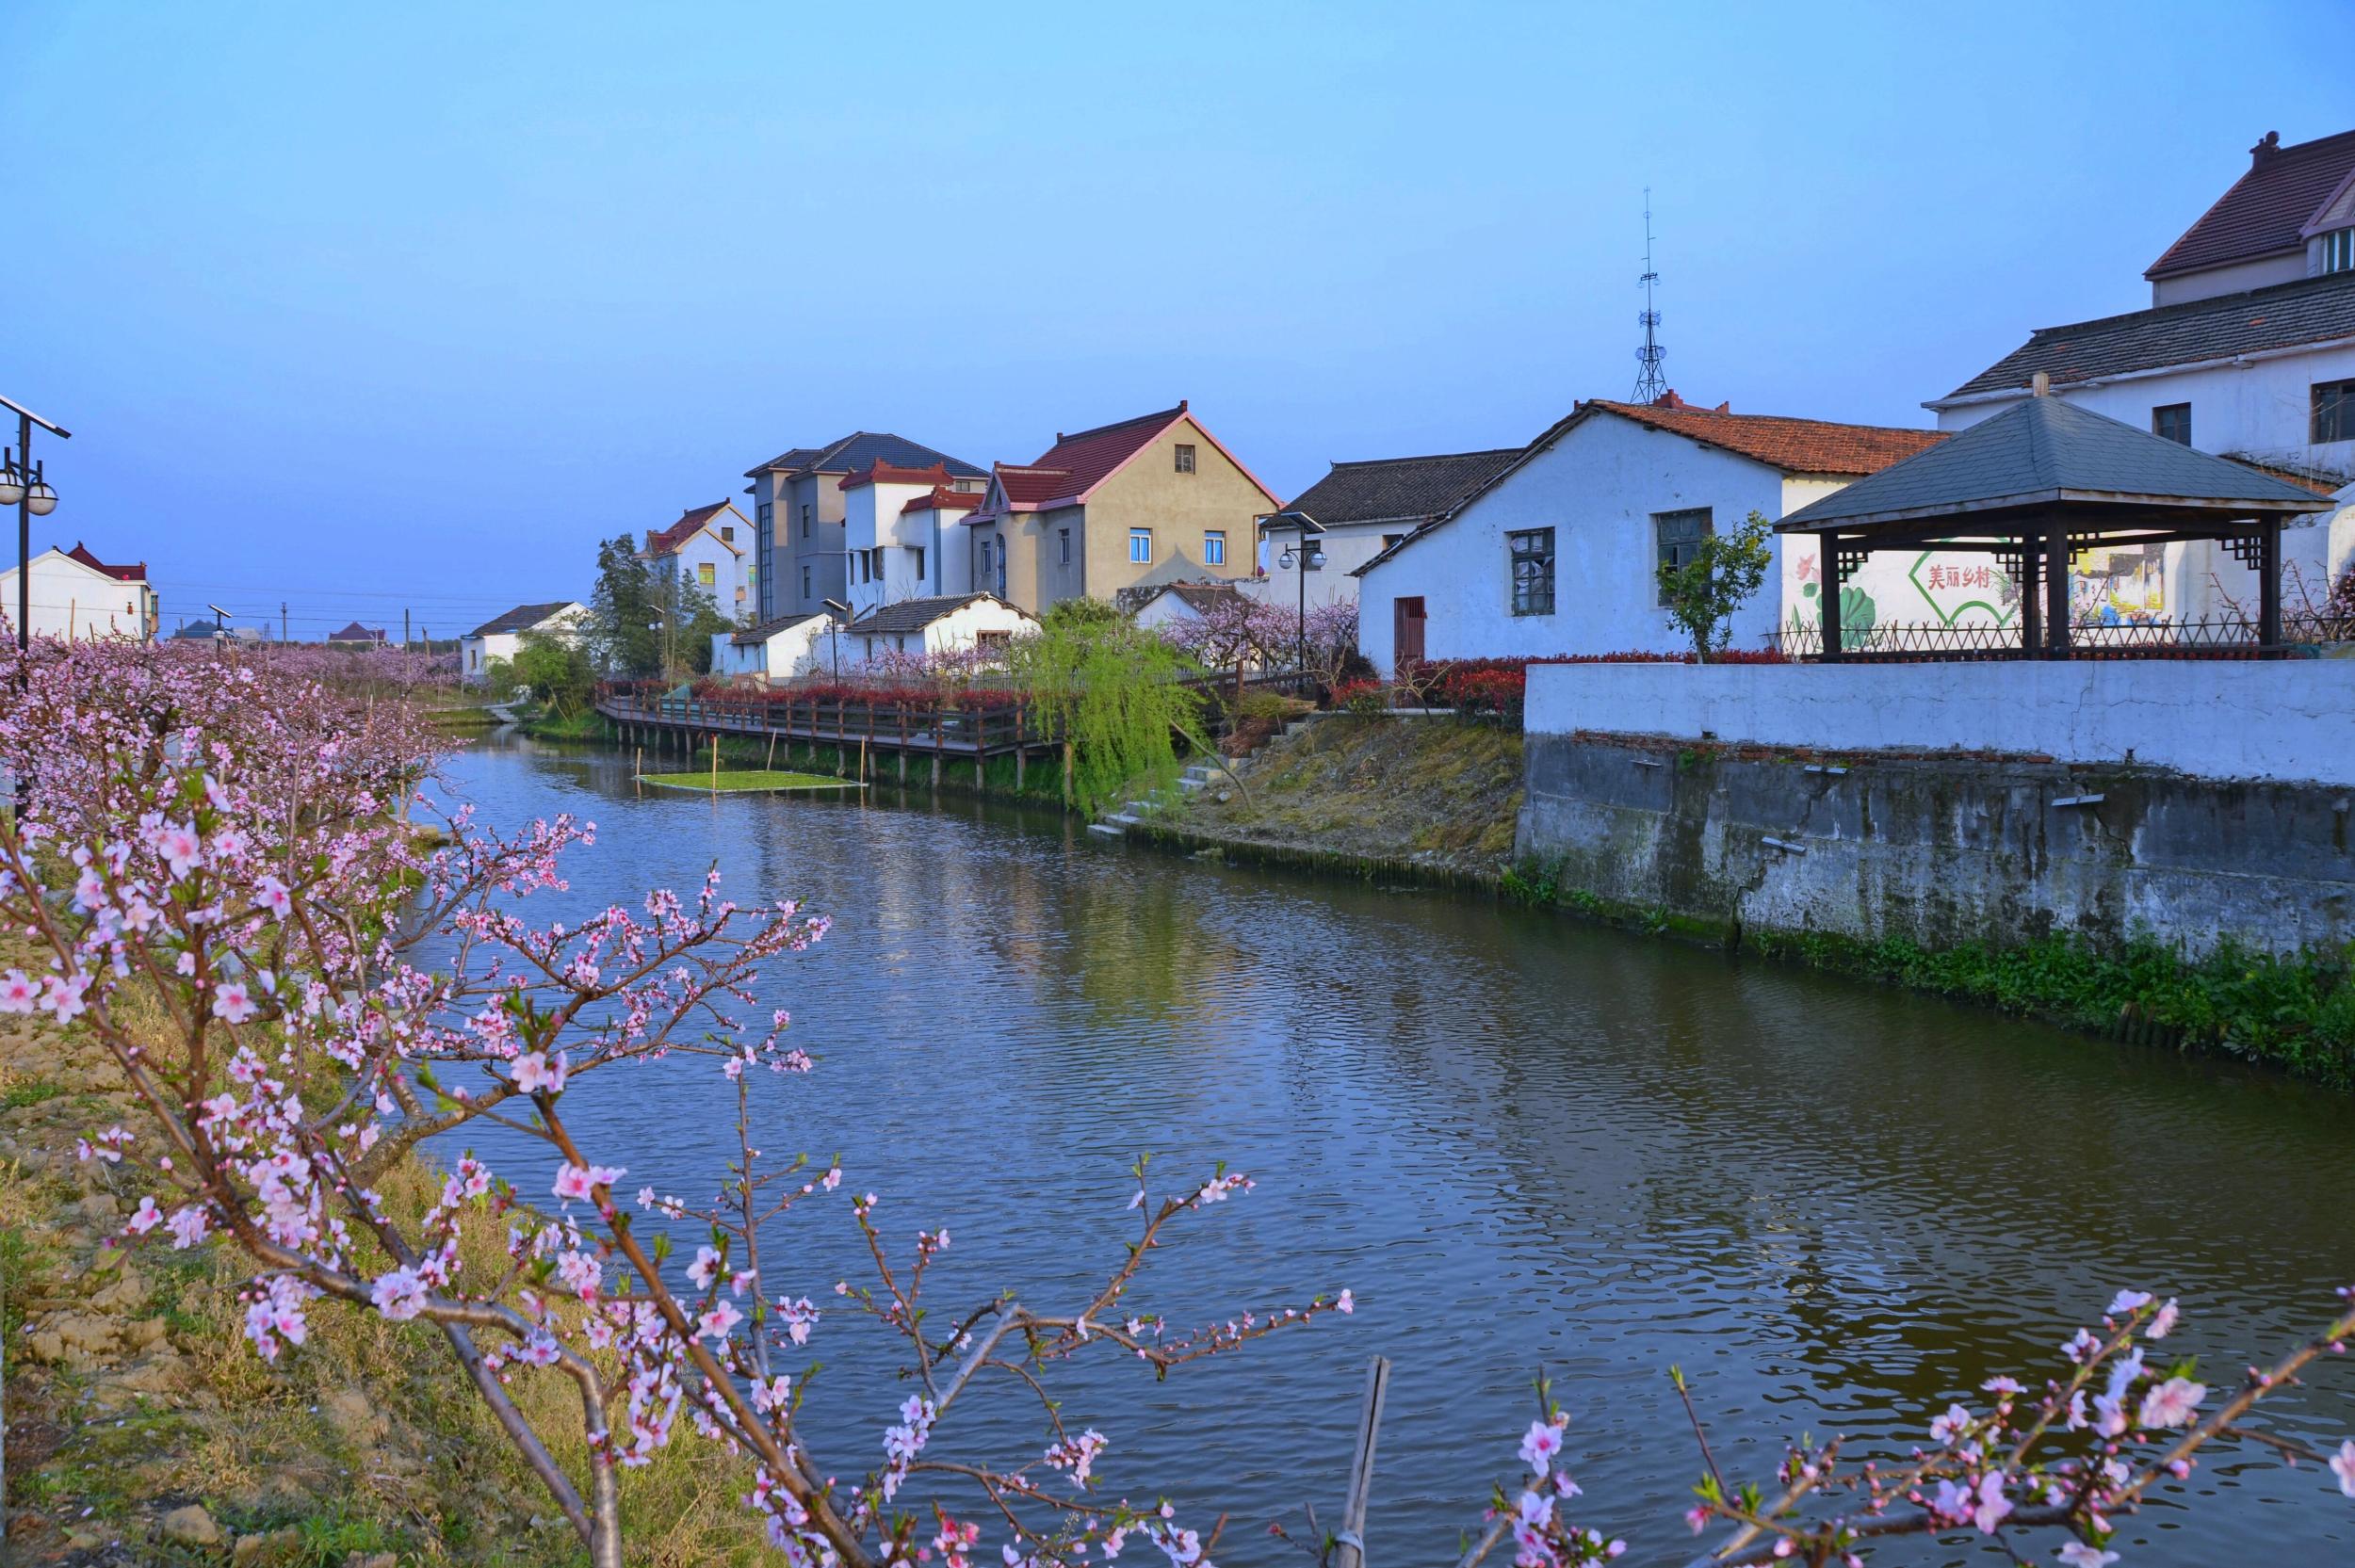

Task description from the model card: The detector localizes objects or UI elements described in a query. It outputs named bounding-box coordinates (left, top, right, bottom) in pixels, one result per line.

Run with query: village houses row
left=461, top=125, right=2355, bottom=683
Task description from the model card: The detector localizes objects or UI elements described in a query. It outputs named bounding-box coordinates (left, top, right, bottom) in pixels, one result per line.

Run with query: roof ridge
left=1049, top=403, right=1186, bottom=445
left=2029, top=269, right=2355, bottom=339
left=1327, top=447, right=1526, bottom=469
left=1589, top=399, right=1931, bottom=434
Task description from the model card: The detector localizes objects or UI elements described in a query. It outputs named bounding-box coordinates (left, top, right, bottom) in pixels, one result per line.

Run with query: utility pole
left=404, top=607, right=411, bottom=650
left=280, top=601, right=288, bottom=642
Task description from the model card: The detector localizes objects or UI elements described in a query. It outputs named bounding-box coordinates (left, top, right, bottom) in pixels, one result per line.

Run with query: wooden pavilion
left=1775, top=390, right=2326, bottom=658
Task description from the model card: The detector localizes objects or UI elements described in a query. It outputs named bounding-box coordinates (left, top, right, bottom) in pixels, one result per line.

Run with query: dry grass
left=0, top=943, right=776, bottom=1566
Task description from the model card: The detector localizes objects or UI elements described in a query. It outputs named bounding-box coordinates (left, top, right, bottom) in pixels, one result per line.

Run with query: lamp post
left=821, top=599, right=851, bottom=681
left=0, top=395, right=71, bottom=652
left=1272, top=513, right=1325, bottom=685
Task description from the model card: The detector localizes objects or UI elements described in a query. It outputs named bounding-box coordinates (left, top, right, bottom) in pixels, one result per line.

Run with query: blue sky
left=3, top=1, right=2347, bottom=638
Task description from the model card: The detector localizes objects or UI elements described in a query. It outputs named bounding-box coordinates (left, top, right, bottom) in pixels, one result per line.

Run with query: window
left=976, top=629, right=1011, bottom=653
left=1058, top=527, right=1071, bottom=565
left=980, top=540, right=993, bottom=574
left=2152, top=403, right=2192, bottom=445
left=1203, top=529, right=1226, bottom=566
left=1652, top=509, right=1712, bottom=606
left=721, top=525, right=735, bottom=542
left=800, top=504, right=812, bottom=540
left=756, top=501, right=773, bottom=538
left=1507, top=527, right=1555, bottom=616
left=1129, top=528, right=1153, bottom=564
left=1174, top=443, right=1197, bottom=474
left=2314, top=379, right=2355, bottom=445
left=912, top=545, right=926, bottom=580
left=2322, top=228, right=2355, bottom=275
left=697, top=561, right=716, bottom=588
left=802, top=565, right=812, bottom=599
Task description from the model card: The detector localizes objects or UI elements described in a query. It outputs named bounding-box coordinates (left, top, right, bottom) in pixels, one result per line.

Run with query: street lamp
left=0, top=395, right=73, bottom=653
left=821, top=599, right=851, bottom=680
left=1267, top=510, right=1325, bottom=684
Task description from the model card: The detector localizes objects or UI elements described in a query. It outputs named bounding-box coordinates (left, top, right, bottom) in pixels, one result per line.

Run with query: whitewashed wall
left=1356, top=413, right=1800, bottom=673
left=0, top=553, right=154, bottom=643
left=1525, top=658, right=2355, bottom=786
left=853, top=597, right=1035, bottom=663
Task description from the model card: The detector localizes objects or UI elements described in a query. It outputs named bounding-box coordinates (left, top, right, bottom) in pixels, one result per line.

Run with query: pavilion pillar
left=1818, top=533, right=1843, bottom=661
left=2017, top=541, right=2041, bottom=656
left=2259, top=519, right=2283, bottom=650
left=2042, top=518, right=2071, bottom=658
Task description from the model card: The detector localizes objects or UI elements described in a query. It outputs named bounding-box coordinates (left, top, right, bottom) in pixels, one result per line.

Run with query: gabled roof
left=901, top=486, right=983, bottom=515
left=2148, top=127, right=2355, bottom=281
left=64, top=542, right=149, bottom=583
left=645, top=501, right=745, bottom=557
left=839, top=461, right=955, bottom=493
left=1776, top=395, right=2325, bottom=534
left=731, top=610, right=824, bottom=646
left=468, top=601, right=579, bottom=639
left=979, top=401, right=1281, bottom=514
left=326, top=622, right=385, bottom=641
left=1352, top=396, right=1942, bottom=577
left=1279, top=448, right=1529, bottom=529
left=1130, top=580, right=1244, bottom=616
left=846, top=592, right=1033, bottom=637
left=1935, top=272, right=2355, bottom=402
left=743, top=432, right=986, bottom=481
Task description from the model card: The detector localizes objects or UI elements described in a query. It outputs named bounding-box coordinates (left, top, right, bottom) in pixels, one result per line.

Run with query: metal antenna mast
left=1632, top=190, right=1667, bottom=403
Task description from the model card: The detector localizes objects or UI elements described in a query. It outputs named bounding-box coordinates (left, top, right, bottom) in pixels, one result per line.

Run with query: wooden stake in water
left=766, top=731, right=777, bottom=771
left=635, top=746, right=643, bottom=794
left=710, top=734, right=719, bottom=796
left=1332, top=1356, right=1390, bottom=1568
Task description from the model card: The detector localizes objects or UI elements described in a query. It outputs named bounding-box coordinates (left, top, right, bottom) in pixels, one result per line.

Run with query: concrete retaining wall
left=1523, top=659, right=2355, bottom=789
left=1516, top=734, right=2355, bottom=960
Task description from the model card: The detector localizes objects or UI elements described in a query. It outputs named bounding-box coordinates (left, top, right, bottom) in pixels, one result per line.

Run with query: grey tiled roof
left=846, top=593, right=1025, bottom=636
left=1940, top=273, right=2355, bottom=400
left=1280, top=448, right=1524, bottom=527
left=1778, top=396, right=2326, bottom=532
left=745, top=432, right=986, bottom=479
left=731, top=611, right=823, bottom=646
left=468, top=601, right=577, bottom=638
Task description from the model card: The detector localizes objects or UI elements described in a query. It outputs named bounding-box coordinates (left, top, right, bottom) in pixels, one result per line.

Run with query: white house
left=742, top=433, right=988, bottom=621
left=461, top=601, right=588, bottom=685
left=840, top=592, right=1035, bottom=667
left=1927, top=125, right=2355, bottom=618
left=0, top=543, right=158, bottom=642
left=840, top=463, right=987, bottom=617
left=1129, top=580, right=1248, bottom=634
left=1354, top=396, right=1944, bottom=673
left=1259, top=448, right=1522, bottom=614
left=709, top=610, right=831, bottom=682
left=644, top=501, right=754, bottom=622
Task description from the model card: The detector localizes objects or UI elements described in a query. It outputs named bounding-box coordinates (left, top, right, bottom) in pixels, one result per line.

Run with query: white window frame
left=1129, top=528, right=1153, bottom=564
left=1204, top=530, right=1226, bottom=566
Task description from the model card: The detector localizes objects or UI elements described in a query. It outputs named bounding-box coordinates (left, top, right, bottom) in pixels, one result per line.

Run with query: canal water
left=433, top=734, right=2355, bottom=1563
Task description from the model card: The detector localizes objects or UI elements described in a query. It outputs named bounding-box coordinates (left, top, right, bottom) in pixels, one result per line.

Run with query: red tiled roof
left=992, top=404, right=1192, bottom=509
left=1584, top=395, right=1945, bottom=476
left=644, top=501, right=735, bottom=555
left=901, top=486, right=983, bottom=515
left=2148, top=127, right=2355, bottom=280
left=65, top=542, right=148, bottom=583
left=839, top=461, right=955, bottom=493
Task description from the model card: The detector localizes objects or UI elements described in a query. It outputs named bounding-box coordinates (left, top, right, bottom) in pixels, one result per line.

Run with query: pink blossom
left=2331, top=1438, right=2355, bottom=1499
left=2107, top=1289, right=2154, bottom=1316
left=1336, top=1288, right=1354, bottom=1315
left=369, top=1267, right=429, bottom=1320
left=0, top=970, right=35, bottom=1013
left=155, top=820, right=202, bottom=877
left=696, top=1300, right=742, bottom=1340
left=124, top=1196, right=162, bottom=1235
left=2137, top=1376, right=2206, bottom=1430
left=2148, top=1298, right=2180, bottom=1338
left=166, top=1204, right=210, bottom=1249
left=687, top=1245, right=722, bottom=1290
left=1930, top=1403, right=1973, bottom=1444
left=253, top=876, right=292, bottom=918
left=2056, top=1545, right=2120, bottom=1567
left=511, top=1050, right=567, bottom=1094
left=1518, top=1418, right=1564, bottom=1475
left=212, top=979, right=258, bottom=1024
left=1970, top=1472, right=2013, bottom=1535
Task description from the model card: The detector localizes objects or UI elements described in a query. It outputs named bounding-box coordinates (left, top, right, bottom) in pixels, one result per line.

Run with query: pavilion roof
left=1776, top=395, right=2324, bottom=536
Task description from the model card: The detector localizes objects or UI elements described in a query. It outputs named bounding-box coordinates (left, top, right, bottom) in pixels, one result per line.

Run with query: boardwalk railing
left=598, top=689, right=1040, bottom=760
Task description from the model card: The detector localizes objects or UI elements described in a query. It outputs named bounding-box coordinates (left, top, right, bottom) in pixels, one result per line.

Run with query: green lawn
left=637, top=769, right=859, bottom=793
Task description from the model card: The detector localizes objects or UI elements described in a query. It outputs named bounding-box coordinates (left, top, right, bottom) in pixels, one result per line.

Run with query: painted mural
left=2068, top=543, right=2167, bottom=626
left=1782, top=545, right=2020, bottom=640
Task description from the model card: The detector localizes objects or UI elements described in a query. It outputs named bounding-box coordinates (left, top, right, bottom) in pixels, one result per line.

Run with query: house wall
left=1356, top=414, right=1800, bottom=673
left=710, top=618, right=828, bottom=681
left=853, top=597, right=1036, bottom=663
left=844, top=481, right=936, bottom=616
left=786, top=471, right=851, bottom=614
left=1080, top=416, right=1264, bottom=605
left=0, top=554, right=156, bottom=643
left=750, top=471, right=787, bottom=621
left=2151, top=252, right=2308, bottom=306
left=656, top=527, right=749, bottom=622
left=1258, top=520, right=1397, bottom=612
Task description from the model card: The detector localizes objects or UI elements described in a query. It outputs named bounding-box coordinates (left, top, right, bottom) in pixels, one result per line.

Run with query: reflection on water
left=431, top=736, right=2355, bottom=1563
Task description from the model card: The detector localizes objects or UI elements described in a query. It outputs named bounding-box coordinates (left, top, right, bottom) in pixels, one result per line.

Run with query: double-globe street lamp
left=1262, top=510, right=1326, bottom=684
left=0, top=395, right=71, bottom=653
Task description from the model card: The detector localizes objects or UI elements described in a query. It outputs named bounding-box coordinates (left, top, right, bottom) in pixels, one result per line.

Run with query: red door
left=1393, top=596, right=1426, bottom=671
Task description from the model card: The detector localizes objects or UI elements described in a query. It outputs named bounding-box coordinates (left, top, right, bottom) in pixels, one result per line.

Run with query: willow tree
left=1013, top=597, right=1206, bottom=813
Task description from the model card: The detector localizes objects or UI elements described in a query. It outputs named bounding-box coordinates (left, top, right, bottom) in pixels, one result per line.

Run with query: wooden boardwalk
left=596, top=691, right=1053, bottom=789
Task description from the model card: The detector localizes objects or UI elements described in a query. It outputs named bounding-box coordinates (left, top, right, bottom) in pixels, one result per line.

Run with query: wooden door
left=1393, top=596, right=1426, bottom=670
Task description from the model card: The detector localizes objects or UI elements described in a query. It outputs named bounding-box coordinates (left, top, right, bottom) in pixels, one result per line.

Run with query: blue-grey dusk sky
left=4, top=1, right=2347, bottom=638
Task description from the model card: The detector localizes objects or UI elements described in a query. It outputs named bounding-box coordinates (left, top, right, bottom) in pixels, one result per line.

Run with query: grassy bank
left=639, top=768, right=855, bottom=793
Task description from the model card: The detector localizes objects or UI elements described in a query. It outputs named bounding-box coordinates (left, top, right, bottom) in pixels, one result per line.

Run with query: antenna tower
left=1632, top=190, right=1667, bottom=403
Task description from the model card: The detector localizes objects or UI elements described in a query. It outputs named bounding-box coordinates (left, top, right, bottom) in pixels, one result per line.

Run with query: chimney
left=2250, top=130, right=2282, bottom=167
left=2031, top=371, right=2052, bottom=396
left=1654, top=388, right=1685, bottom=409
left=1713, top=400, right=1730, bottom=413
